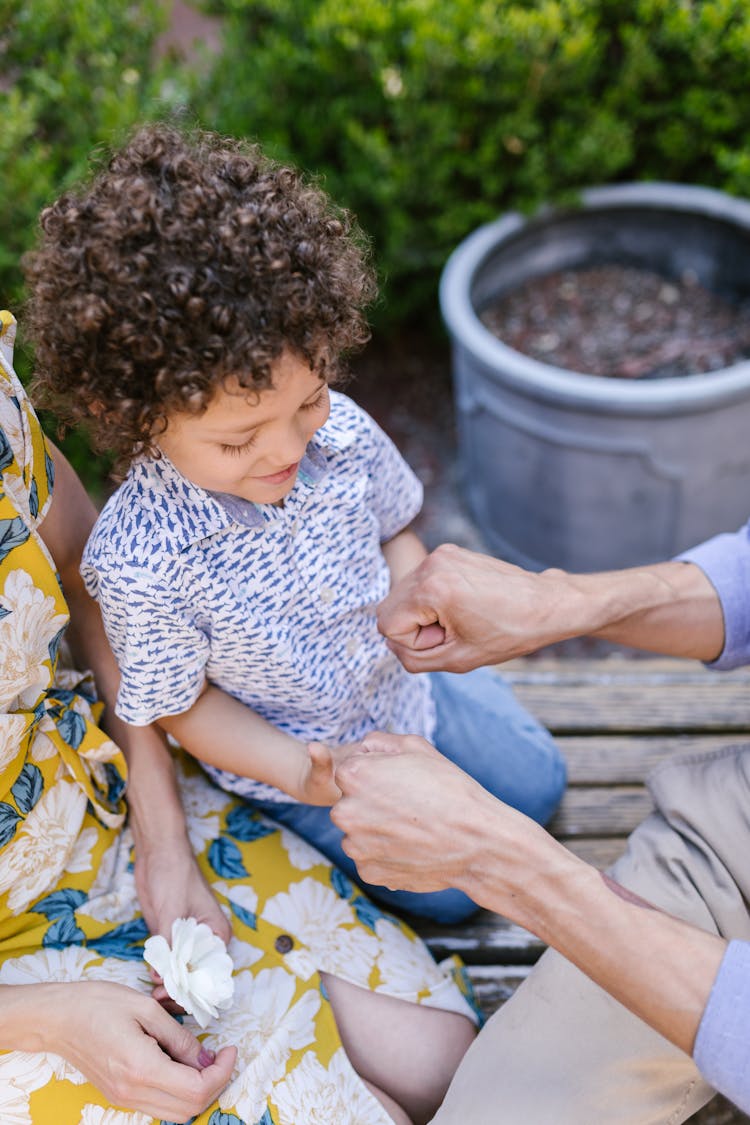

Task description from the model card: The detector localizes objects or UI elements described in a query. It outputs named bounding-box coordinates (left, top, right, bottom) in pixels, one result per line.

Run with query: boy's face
left=157, top=351, right=330, bottom=503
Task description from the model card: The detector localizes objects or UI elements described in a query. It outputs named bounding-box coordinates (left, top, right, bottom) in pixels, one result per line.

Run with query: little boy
left=31, top=123, right=566, bottom=921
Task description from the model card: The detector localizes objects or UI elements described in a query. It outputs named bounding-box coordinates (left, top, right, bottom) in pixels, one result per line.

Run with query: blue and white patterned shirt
left=82, top=391, right=436, bottom=802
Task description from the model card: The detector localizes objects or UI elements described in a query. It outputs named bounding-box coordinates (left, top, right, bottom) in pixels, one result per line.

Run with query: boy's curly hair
left=26, top=122, right=377, bottom=467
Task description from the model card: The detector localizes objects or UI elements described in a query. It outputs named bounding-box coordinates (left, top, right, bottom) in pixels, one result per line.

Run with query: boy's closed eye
left=220, top=435, right=259, bottom=456
left=218, top=387, right=327, bottom=456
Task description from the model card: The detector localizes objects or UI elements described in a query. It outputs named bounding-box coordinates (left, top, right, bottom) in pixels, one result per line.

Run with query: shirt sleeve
left=693, top=940, right=750, bottom=1112
left=677, top=523, right=750, bottom=669
left=82, top=551, right=209, bottom=725
left=361, top=411, right=423, bottom=542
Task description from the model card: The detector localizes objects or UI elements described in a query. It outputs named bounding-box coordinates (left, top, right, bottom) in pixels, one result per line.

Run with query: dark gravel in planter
left=481, top=264, right=750, bottom=380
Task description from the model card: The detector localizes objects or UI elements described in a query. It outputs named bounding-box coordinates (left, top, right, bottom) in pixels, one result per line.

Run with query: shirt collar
left=209, top=442, right=329, bottom=532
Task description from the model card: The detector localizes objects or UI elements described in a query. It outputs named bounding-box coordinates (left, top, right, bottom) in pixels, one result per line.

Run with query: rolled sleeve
left=677, top=523, right=750, bottom=669
left=82, top=554, right=209, bottom=725
left=693, top=940, right=750, bottom=1113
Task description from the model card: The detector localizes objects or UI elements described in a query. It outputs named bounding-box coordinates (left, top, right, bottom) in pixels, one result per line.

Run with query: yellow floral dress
left=0, top=313, right=477, bottom=1125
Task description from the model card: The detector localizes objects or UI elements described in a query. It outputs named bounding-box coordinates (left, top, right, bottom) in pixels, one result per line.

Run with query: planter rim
left=439, top=182, right=750, bottom=416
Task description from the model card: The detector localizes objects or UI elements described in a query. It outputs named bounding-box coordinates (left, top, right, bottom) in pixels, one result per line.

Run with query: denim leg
left=430, top=666, right=567, bottom=826
left=255, top=798, right=480, bottom=924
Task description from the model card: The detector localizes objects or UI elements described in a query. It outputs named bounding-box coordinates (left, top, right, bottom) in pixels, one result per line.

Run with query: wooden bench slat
left=466, top=965, right=533, bottom=1016
left=548, top=785, right=654, bottom=836
left=559, top=734, right=746, bottom=784
left=561, top=836, right=627, bottom=868
left=421, top=911, right=544, bottom=964
left=508, top=682, right=750, bottom=732
left=500, top=658, right=750, bottom=733
left=501, top=658, right=750, bottom=684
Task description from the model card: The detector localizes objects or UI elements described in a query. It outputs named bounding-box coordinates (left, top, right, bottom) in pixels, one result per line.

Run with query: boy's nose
left=272, top=426, right=308, bottom=467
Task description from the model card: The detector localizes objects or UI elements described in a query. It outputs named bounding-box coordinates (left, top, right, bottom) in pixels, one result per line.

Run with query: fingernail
left=198, top=1047, right=216, bottom=1068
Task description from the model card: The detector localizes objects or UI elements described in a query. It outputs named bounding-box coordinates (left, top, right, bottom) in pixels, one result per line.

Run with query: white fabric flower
left=143, top=917, right=234, bottom=1028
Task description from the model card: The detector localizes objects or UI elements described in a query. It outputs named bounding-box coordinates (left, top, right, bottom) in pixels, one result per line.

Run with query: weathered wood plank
left=548, top=785, right=654, bottom=836
left=499, top=659, right=750, bottom=733
left=561, top=835, right=627, bottom=868
left=509, top=682, right=750, bottom=732
left=501, top=658, right=750, bottom=684
left=421, top=911, right=544, bottom=965
left=560, top=734, right=747, bottom=784
left=466, top=964, right=533, bottom=1016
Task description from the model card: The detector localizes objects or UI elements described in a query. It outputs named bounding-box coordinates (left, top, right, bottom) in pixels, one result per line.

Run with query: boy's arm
left=381, top=525, right=427, bottom=586
left=157, top=685, right=343, bottom=805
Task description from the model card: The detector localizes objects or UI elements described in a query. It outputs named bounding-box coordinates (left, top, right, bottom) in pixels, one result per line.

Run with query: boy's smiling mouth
left=254, top=462, right=300, bottom=485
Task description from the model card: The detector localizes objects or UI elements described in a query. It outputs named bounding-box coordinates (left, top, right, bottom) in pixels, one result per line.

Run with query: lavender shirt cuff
left=693, top=940, right=750, bottom=1113
left=677, top=524, right=750, bottom=669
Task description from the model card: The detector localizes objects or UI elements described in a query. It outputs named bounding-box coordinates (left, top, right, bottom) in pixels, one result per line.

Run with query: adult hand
left=43, top=980, right=236, bottom=1119
left=331, top=732, right=508, bottom=893
left=136, top=839, right=233, bottom=1009
left=136, top=842, right=232, bottom=947
left=377, top=543, right=569, bottom=672
left=379, top=543, right=727, bottom=670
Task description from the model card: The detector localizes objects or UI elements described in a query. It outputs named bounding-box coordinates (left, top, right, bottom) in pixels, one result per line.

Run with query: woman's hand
left=136, top=833, right=233, bottom=1010
left=136, top=841, right=231, bottom=947
left=2, top=980, right=236, bottom=1120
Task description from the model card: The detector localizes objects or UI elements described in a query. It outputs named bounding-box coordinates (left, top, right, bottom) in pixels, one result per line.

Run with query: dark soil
left=481, top=264, right=750, bottom=379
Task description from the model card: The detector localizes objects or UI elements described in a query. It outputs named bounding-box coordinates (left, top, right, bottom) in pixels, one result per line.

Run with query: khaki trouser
left=432, top=745, right=750, bottom=1125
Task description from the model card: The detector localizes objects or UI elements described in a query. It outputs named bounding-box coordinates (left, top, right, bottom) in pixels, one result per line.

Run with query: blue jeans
left=254, top=667, right=566, bottom=923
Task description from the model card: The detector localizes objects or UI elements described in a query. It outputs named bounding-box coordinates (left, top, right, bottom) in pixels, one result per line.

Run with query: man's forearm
left=558, top=560, right=724, bottom=661
left=463, top=809, right=726, bottom=1055
left=379, top=545, right=726, bottom=672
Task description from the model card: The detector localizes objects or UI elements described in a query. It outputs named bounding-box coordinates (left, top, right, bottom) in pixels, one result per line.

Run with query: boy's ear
left=87, top=398, right=106, bottom=419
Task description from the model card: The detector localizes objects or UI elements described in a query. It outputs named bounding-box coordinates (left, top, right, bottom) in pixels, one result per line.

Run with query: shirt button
left=274, top=934, right=294, bottom=954
left=346, top=638, right=358, bottom=657
left=319, top=586, right=334, bottom=604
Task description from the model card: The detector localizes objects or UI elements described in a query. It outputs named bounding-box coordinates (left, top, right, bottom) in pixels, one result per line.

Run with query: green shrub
left=0, top=0, right=190, bottom=488
left=194, top=0, right=750, bottom=327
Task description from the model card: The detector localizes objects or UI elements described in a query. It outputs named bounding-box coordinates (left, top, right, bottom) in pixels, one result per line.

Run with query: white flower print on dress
left=0, top=778, right=86, bottom=913
left=78, top=736, right=122, bottom=764
left=212, top=879, right=258, bottom=920
left=372, top=922, right=477, bottom=1020
left=0, top=943, right=146, bottom=994
left=205, top=966, right=319, bottom=1125
left=0, top=715, right=27, bottom=771
left=64, top=826, right=98, bottom=874
left=76, top=830, right=136, bottom=925
left=272, top=1048, right=392, bottom=1125
left=78, top=1104, right=151, bottom=1125
left=279, top=826, right=332, bottom=871
left=28, top=727, right=57, bottom=763
left=227, top=933, right=264, bottom=972
left=0, top=1051, right=51, bottom=1125
left=174, top=760, right=230, bottom=851
left=0, top=570, right=67, bottom=711
left=374, top=917, right=446, bottom=996
left=261, top=878, right=379, bottom=983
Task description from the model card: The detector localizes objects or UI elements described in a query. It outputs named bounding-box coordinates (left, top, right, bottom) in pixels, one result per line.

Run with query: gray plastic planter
left=440, top=183, right=750, bottom=572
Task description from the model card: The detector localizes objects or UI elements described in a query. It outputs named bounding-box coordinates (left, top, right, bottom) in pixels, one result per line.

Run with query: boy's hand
left=300, top=741, right=362, bottom=805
